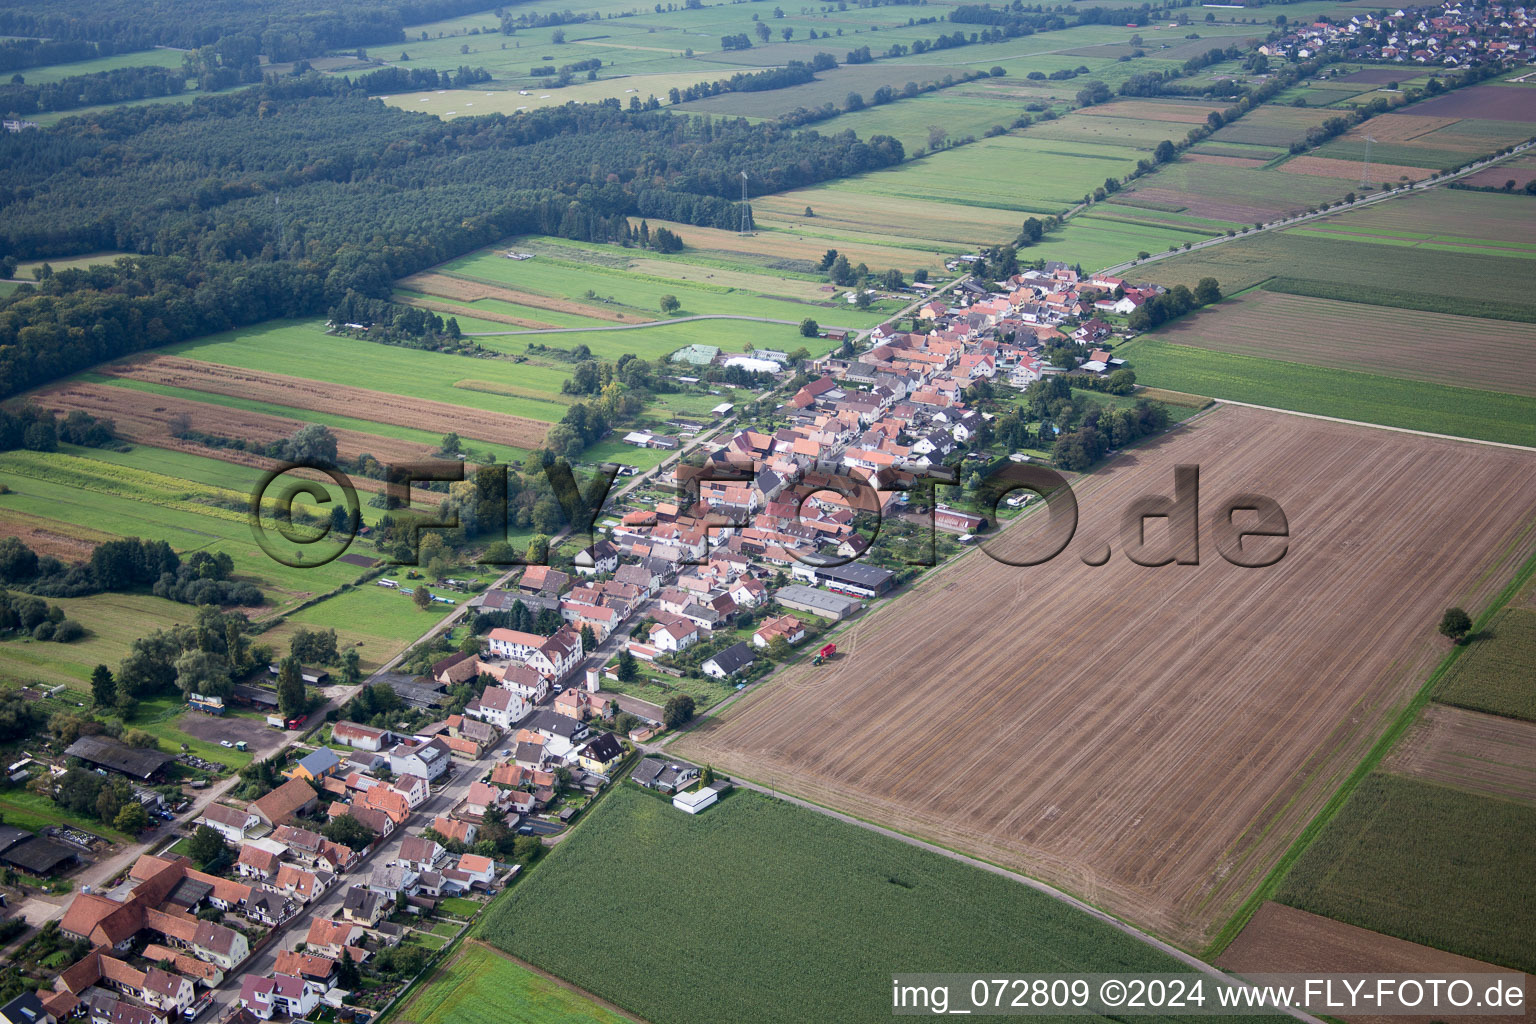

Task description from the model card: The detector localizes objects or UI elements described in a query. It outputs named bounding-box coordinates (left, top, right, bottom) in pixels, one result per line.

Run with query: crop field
left=436, top=241, right=889, bottom=326
left=677, top=405, right=1536, bottom=947
left=1318, top=115, right=1535, bottom=168
left=1275, top=774, right=1536, bottom=974
left=478, top=785, right=1262, bottom=1024
left=1218, top=902, right=1533, bottom=1024
left=148, top=319, right=637, bottom=447
left=1141, top=218, right=1536, bottom=301
left=1434, top=607, right=1536, bottom=722
left=750, top=120, right=1183, bottom=266
left=1458, top=153, right=1536, bottom=189
left=1112, top=159, right=1350, bottom=224
left=397, top=942, right=630, bottom=1024
left=399, top=273, right=629, bottom=324
left=102, top=354, right=553, bottom=448
left=0, top=507, right=114, bottom=562
left=1383, top=705, right=1536, bottom=807
left=1278, top=155, right=1432, bottom=182
left=35, top=380, right=440, bottom=468
left=1395, top=84, right=1536, bottom=123
left=1152, top=291, right=1536, bottom=397
left=0, top=446, right=369, bottom=611
left=1117, top=340, right=1536, bottom=446
left=1282, top=188, right=1536, bottom=254
left=1203, top=105, right=1340, bottom=149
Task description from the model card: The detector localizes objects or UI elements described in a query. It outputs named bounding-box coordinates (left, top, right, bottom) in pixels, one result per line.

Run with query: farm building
left=670, top=344, right=720, bottom=366
left=231, top=684, right=279, bottom=710
left=723, top=356, right=782, bottom=374
left=64, top=736, right=176, bottom=781
left=0, top=826, right=79, bottom=876
left=268, top=663, right=331, bottom=686
left=807, top=563, right=895, bottom=598
left=933, top=505, right=988, bottom=533
left=773, top=585, right=862, bottom=621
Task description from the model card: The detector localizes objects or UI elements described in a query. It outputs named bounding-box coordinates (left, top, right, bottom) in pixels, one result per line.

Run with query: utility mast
left=734, top=171, right=752, bottom=236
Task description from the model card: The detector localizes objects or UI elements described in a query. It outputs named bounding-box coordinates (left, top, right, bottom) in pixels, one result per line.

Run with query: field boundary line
left=722, top=773, right=1327, bottom=1024
left=461, top=313, right=853, bottom=337
left=1205, top=540, right=1536, bottom=958
left=1208, top=398, right=1536, bottom=453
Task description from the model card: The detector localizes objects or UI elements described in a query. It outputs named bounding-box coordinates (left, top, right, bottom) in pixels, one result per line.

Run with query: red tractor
left=813, top=642, right=837, bottom=666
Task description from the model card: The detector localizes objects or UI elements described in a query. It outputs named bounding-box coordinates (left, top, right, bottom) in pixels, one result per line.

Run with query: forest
left=0, top=73, right=903, bottom=398
left=0, top=0, right=497, bottom=62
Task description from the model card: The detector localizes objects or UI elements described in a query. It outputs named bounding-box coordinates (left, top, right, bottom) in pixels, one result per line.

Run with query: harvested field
left=36, top=382, right=437, bottom=467
left=400, top=295, right=558, bottom=330
left=1400, top=84, right=1536, bottom=122
left=1335, top=112, right=1460, bottom=143
left=103, top=354, right=552, bottom=448
left=1280, top=155, right=1432, bottom=181
left=453, top=380, right=576, bottom=407
left=1156, top=291, right=1536, bottom=397
left=1184, top=153, right=1268, bottom=167
left=399, top=272, right=642, bottom=324
left=1077, top=99, right=1221, bottom=123
left=1218, top=903, right=1534, bottom=1024
left=1458, top=153, right=1536, bottom=189
left=1336, top=68, right=1416, bottom=84
left=0, top=509, right=115, bottom=561
left=677, top=405, right=1536, bottom=947
left=1384, top=705, right=1536, bottom=806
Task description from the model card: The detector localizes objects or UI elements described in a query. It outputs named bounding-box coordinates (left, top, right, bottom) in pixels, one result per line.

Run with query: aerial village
left=1, top=258, right=1175, bottom=1024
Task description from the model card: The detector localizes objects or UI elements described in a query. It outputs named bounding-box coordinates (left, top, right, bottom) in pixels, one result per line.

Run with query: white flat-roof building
left=673, top=787, right=719, bottom=815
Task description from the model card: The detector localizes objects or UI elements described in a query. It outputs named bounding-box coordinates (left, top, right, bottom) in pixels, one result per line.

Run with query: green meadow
left=1118, top=339, right=1536, bottom=447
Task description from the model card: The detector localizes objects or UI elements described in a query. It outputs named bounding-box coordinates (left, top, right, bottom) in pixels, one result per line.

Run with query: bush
left=52, top=618, right=85, bottom=642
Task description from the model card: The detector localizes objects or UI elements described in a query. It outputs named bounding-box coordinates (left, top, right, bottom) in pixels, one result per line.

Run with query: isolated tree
left=701, top=764, right=715, bottom=785
left=115, top=802, right=151, bottom=833
left=580, top=624, right=598, bottom=652
left=412, top=586, right=433, bottom=611
left=659, top=294, right=681, bottom=315
left=276, top=657, right=307, bottom=718
left=799, top=318, right=819, bottom=338
left=616, top=648, right=638, bottom=681
left=188, top=824, right=227, bottom=865
left=663, top=694, right=696, bottom=729
left=340, top=647, right=362, bottom=686
left=175, top=650, right=232, bottom=701
left=321, top=812, right=377, bottom=851
left=1194, top=277, right=1222, bottom=306
left=440, top=432, right=462, bottom=456
left=1437, top=607, right=1472, bottom=644
left=90, top=664, right=117, bottom=708
left=818, top=249, right=838, bottom=271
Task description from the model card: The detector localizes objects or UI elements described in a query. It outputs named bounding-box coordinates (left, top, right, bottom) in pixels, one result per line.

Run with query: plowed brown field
left=37, top=382, right=436, bottom=467
left=1218, top=903, right=1534, bottom=1024
left=101, top=355, right=551, bottom=448
left=677, top=405, right=1536, bottom=947
left=1384, top=704, right=1536, bottom=805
